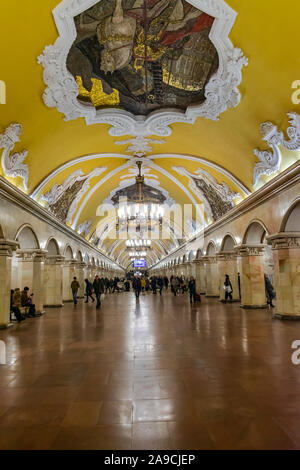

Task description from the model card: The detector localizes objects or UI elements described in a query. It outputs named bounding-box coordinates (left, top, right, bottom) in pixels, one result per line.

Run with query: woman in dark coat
left=188, top=277, right=197, bottom=304
left=84, top=279, right=95, bottom=303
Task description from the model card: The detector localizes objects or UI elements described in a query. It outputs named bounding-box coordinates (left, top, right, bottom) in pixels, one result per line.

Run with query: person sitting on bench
left=11, top=289, right=25, bottom=323
left=21, top=287, right=37, bottom=317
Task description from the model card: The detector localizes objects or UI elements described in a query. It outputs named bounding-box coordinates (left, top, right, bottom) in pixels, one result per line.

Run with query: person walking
left=157, top=276, right=164, bottom=296
left=84, top=278, right=95, bottom=303
left=188, top=276, right=197, bottom=304
left=93, top=275, right=104, bottom=309
left=132, top=275, right=142, bottom=299
left=141, top=277, right=146, bottom=293
left=71, top=277, right=80, bottom=305
left=264, top=274, right=275, bottom=308
left=223, top=274, right=233, bottom=303
left=171, top=276, right=178, bottom=296
left=151, top=276, right=157, bottom=295
left=164, top=276, right=169, bottom=291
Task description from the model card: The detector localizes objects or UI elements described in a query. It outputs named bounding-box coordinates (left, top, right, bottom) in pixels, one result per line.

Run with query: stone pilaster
left=267, top=233, right=300, bottom=320
left=75, top=262, right=86, bottom=298
left=62, top=260, right=76, bottom=303
left=217, top=251, right=240, bottom=301
left=235, top=244, right=268, bottom=308
left=44, top=255, right=64, bottom=308
left=203, top=256, right=219, bottom=298
left=194, top=259, right=206, bottom=294
left=0, top=239, right=19, bottom=328
left=17, top=249, right=48, bottom=313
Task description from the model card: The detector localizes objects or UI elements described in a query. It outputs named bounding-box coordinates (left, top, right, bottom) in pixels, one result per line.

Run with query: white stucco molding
left=37, top=0, right=247, bottom=137
left=254, top=112, right=300, bottom=186
left=0, top=124, right=29, bottom=191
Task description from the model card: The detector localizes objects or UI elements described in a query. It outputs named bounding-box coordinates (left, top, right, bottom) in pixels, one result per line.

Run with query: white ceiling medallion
left=0, top=123, right=29, bottom=191
left=253, top=112, right=300, bottom=186
left=115, top=136, right=166, bottom=155
left=38, top=0, right=247, bottom=138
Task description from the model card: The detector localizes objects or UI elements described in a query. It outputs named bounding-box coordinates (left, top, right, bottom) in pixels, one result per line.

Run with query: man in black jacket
left=93, top=275, right=104, bottom=309
left=132, top=276, right=142, bottom=299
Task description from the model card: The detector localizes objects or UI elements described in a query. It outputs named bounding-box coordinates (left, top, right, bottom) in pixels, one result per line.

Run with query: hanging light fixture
left=115, top=160, right=165, bottom=228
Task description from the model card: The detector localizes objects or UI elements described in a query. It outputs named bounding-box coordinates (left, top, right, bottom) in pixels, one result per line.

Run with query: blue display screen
left=133, top=260, right=146, bottom=268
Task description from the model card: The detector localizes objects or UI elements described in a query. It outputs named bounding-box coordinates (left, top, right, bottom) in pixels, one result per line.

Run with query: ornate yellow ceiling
left=0, top=0, right=300, bottom=268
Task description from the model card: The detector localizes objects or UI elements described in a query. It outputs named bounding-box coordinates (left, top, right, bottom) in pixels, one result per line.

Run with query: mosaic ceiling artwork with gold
left=68, top=0, right=218, bottom=115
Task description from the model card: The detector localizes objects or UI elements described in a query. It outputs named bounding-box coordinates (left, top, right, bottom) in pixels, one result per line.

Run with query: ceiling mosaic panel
left=67, top=0, right=218, bottom=116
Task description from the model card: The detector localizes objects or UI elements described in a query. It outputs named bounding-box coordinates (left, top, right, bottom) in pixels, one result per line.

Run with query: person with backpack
left=223, top=274, right=233, bottom=303
left=84, top=278, right=95, bottom=303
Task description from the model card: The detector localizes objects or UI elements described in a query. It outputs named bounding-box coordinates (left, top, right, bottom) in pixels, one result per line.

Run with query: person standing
left=188, top=276, right=197, bottom=304
left=132, top=275, right=142, bottom=299
left=223, top=274, right=233, bottom=303
left=84, top=278, right=95, bottom=303
left=71, top=277, right=80, bottom=305
left=93, top=275, right=104, bottom=309
left=264, top=274, right=275, bottom=308
left=164, top=276, right=169, bottom=291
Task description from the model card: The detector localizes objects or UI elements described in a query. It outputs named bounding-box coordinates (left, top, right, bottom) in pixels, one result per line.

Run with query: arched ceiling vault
left=1, top=0, right=300, bottom=268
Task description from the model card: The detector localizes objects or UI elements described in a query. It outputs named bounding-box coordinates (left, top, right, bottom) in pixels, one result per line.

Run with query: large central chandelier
left=115, top=161, right=165, bottom=226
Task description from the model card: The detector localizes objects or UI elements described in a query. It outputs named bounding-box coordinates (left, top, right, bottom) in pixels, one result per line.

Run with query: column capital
left=0, top=239, right=19, bottom=257
left=216, top=251, right=237, bottom=261
left=267, top=232, right=300, bottom=250
left=46, top=254, right=65, bottom=264
left=202, top=256, right=217, bottom=263
left=16, top=249, right=48, bottom=261
left=193, top=258, right=205, bottom=265
left=235, top=244, right=267, bottom=257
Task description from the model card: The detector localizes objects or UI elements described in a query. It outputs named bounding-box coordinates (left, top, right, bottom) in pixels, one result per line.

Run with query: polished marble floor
left=1, top=291, right=300, bottom=449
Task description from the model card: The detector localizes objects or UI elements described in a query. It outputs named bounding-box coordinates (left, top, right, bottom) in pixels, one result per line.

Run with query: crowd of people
left=74, top=272, right=276, bottom=309
left=10, top=272, right=276, bottom=322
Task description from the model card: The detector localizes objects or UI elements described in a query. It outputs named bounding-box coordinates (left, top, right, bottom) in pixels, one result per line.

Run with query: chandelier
left=115, top=161, right=165, bottom=229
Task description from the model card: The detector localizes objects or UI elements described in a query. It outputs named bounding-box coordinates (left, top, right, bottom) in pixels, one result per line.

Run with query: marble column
left=268, top=233, right=300, bottom=319
left=63, top=261, right=76, bottom=303
left=194, top=260, right=206, bottom=294
left=17, top=249, right=48, bottom=313
left=0, top=239, right=18, bottom=328
left=203, top=256, right=219, bottom=298
left=217, top=252, right=240, bottom=302
left=236, top=244, right=268, bottom=309
left=187, top=262, right=196, bottom=279
left=75, top=262, right=86, bottom=298
left=44, top=255, right=64, bottom=308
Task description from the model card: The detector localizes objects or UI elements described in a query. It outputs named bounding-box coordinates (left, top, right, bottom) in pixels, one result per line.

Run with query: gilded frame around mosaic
left=38, top=0, right=248, bottom=138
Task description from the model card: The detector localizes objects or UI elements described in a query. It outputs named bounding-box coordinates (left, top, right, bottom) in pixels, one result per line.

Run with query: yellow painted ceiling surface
left=1, top=0, right=300, bottom=266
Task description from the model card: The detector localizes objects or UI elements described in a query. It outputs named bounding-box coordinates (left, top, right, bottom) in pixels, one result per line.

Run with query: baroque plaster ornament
left=114, top=136, right=166, bottom=155
left=253, top=112, right=300, bottom=186
left=77, top=219, right=92, bottom=237
left=0, top=123, right=29, bottom=190
left=120, top=166, right=159, bottom=180
left=173, top=166, right=239, bottom=221
left=41, top=167, right=106, bottom=224
left=37, top=0, right=247, bottom=137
